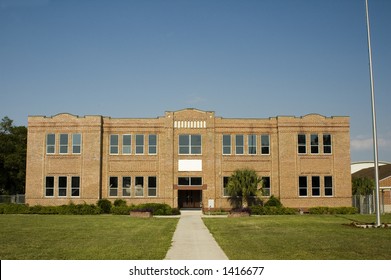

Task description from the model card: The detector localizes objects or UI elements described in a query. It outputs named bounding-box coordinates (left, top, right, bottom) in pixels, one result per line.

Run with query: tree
left=226, top=168, right=263, bottom=208
left=352, top=177, right=375, bottom=196
left=0, top=116, right=27, bottom=194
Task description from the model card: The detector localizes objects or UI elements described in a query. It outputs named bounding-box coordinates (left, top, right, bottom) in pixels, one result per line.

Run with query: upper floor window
left=248, top=135, right=257, bottom=155
left=261, top=134, right=270, bottom=155
left=222, top=135, right=231, bottom=155
left=72, top=134, right=82, bottom=154
left=298, top=134, right=306, bottom=154
left=323, top=134, right=332, bottom=154
left=179, top=134, right=201, bottom=155
left=122, top=135, right=131, bottom=154
left=110, top=135, right=119, bottom=154
left=46, top=134, right=55, bottom=154
left=235, top=135, right=244, bottom=155
left=311, top=134, right=319, bottom=154
left=59, top=134, right=68, bottom=154
left=148, top=134, right=157, bottom=155
left=136, top=135, right=144, bottom=154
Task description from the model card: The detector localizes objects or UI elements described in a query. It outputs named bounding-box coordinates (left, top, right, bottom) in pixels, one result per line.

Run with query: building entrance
left=178, top=190, right=202, bottom=209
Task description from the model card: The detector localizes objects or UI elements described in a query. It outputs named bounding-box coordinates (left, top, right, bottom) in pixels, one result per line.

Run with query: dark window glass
left=298, top=134, right=306, bottom=154
left=109, top=177, right=118, bottom=196
left=299, top=176, right=307, bottom=196
left=45, top=176, right=54, bottom=196
left=324, top=176, right=333, bottom=196
left=312, top=176, right=320, bottom=196
left=71, top=176, right=80, bottom=197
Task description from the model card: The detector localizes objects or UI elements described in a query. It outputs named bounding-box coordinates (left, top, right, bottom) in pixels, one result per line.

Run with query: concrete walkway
left=164, top=210, right=229, bottom=260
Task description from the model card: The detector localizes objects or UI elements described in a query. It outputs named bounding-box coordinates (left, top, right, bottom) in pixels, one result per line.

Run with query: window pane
left=109, top=177, right=118, bottom=196
left=136, top=135, right=144, bottom=154
left=262, top=177, right=271, bottom=196
left=248, top=135, right=257, bottom=154
left=60, top=134, right=68, bottom=154
left=324, top=176, right=333, bottom=196
left=236, top=135, right=244, bottom=155
left=135, top=177, right=144, bottom=196
left=72, top=134, right=81, bottom=154
left=45, top=176, right=54, bottom=196
left=191, top=135, right=202, bottom=154
left=71, top=176, right=80, bottom=197
left=110, top=135, right=119, bottom=154
left=298, top=134, right=306, bottom=154
left=261, top=135, right=270, bottom=155
left=191, top=177, right=202, bottom=186
left=312, top=176, right=320, bottom=196
left=179, top=135, right=189, bottom=146
left=123, top=177, right=131, bottom=196
left=58, top=176, right=67, bottom=197
left=148, top=176, right=157, bottom=197
left=223, top=135, right=231, bottom=155
left=178, top=177, right=190, bottom=186
left=46, top=134, right=55, bottom=154
left=149, top=134, right=157, bottom=154
left=311, top=134, right=319, bottom=154
left=122, top=135, right=131, bottom=154
left=323, top=134, right=332, bottom=154
left=299, top=176, right=307, bottom=196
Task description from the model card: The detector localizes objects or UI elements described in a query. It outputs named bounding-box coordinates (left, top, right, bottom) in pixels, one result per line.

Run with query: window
left=148, top=176, right=157, bottom=197
left=298, top=134, right=306, bottom=154
left=324, top=176, right=333, bottom=196
left=71, top=176, right=80, bottom=197
left=248, top=135, right=257, bottom=155
left=72, top=134, right=82, bottom=154
left=135, top=177, right=144, bottom=196
left=312, top=176, right=320, bottom=196
left=110, top=135, right=119, bottom=154
left=59, top=134, right=68, bottom=154
left=235, top=135, right=244, bottom=155
left=45, top=176, right=54, bottom=196
left=179, top=135, right=201, bottom=155
left=122, top=135, right=131, bottom=154
left=222, top=135, right=231, bottom=155
left=299, top=176, right=307, bottom=196
left=261, top=135, right=270, bottom=155
left=223, top=177, right=230, bottom=196
left=109, top=177, right=118, bottom=196
left=123, top=177, right=131, bottom=196
left=58, top=176, right=67, bottom=197
left=136, top=135, right=144, bottom=154
left=311, top=134, right=319, bottom=154
left=178, top=177, right=202, bottom=186
left=323, top=134, right=332, bottom=154
left=46, top=134, right=55, bottom=154
left=262, top=177, right=271, bottom=196
left=148, top=134, right=157, bottom=155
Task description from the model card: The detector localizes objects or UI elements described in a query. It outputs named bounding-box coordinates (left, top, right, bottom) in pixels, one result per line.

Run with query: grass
left=0, top=215, right=178, bottom=260
left=203, top=214, right=391, bottom=260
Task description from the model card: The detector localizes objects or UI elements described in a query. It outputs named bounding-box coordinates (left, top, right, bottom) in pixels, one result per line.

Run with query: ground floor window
left=299, top=176, right=308, bottom=196
left=71, top=176, right=80, bottom=197
left=109, top=177, right=118, bottom=196
left=148, top=176, right=157, bottom=197
left=324, top=176, right=333, bottom=196
left=299, top=175, right=334, bottom=197
left=223, top=177, right=230, bottom=196
left=312, top=176, right=320, bottom=196
left=58, top=176, right=67, bottom=197
left=178, top=177, right=202, bottom=186
left=122, top=177, right=131, bottom=196
left=262, top=177, right=271, bottom=196
left=45, top=176, right=54, bottom=197
left=135, top=177, right=144, bottom=196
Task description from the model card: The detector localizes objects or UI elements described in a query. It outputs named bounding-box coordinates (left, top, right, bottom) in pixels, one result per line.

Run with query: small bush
left=250, top=205, right=297, bottom=215
left=264, top=195, right=282, bottom=207
left=133, top=203, right=178, bottom=215
left=97, top=199, right=112, bottom=214
left=111, top=205, right=133, bottom=215
left=230, top=207, right=252, bottom=215
left=114, top=199, right=127, bottom=207
left=0, top=204, right=29, bottom=214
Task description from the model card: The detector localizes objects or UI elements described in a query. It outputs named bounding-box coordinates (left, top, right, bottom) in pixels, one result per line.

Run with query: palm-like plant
left=227, top=168, right=263, bottom=208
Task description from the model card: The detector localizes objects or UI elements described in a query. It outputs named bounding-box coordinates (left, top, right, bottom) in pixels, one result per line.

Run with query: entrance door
left=178, top=190, right=202, bottom=209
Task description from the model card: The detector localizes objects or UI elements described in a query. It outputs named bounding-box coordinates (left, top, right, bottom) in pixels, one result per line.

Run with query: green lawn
left=0, top=215, right=178, bottom=260
left=203, top=214, right=391, bottom=260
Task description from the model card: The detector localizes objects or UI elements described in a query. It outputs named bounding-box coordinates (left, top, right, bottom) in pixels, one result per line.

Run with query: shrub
left=97, top=199, right=112, bottom=214
left=230, top=207, right=252, bottom=215
left=111, top=205, right=133, bottom=215
left=0, top=204, right=29, bottom=214
left=264, top=195, right=282, bottom=207
left=114, top=199, right=127, bottom=207
left=133, top=203, right=178, bottom=215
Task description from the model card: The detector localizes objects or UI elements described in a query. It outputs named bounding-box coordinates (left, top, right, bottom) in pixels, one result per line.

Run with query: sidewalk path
left=164, top=210, right=229, bottom=260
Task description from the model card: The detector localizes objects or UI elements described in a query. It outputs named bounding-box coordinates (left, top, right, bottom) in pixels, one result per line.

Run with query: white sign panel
left=178, top=159, right=202, bottom=171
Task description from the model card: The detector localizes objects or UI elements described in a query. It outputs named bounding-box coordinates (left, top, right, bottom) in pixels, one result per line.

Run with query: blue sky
left=1, top=0, right=390, bottom=162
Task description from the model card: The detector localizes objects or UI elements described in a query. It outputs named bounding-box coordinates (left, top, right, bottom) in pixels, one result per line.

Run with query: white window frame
left=261, top=134, right=270, bottom=155
left=46, top=134, right=56, bottom=154
left=135, top=135, right=144, bottom=155
left=323, top=134, right=332, bottom=154
left=248, top=134, right=257, bottom=155
left=110, top=135, right=119, bottom=155
left=298, top=134, right=306, bottom=154
left=235, top=135, right=244, bottom=155
left=222, top=135, right=231, bottom=155
left=59, top=134, right=68, bottom=154
left=72, top=133, right=82, bottom=154
left=122, top=134, right=132, bottom=155
left=148, top=134, right=157, bottom=155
